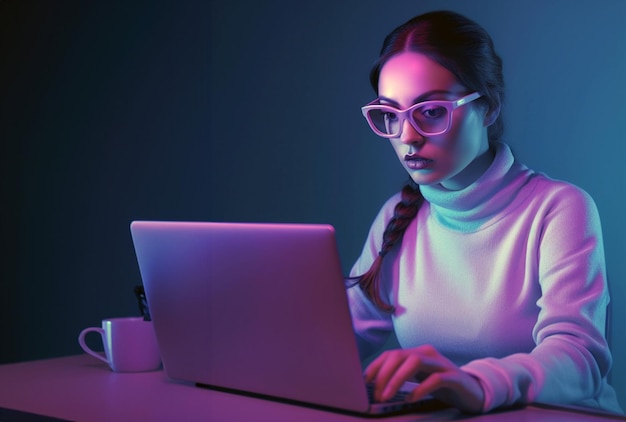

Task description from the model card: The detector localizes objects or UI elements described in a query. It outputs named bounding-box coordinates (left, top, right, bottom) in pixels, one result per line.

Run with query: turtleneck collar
left=420, top=142, right=534, bottom=232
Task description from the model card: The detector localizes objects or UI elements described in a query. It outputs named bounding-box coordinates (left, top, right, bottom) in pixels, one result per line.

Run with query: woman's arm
left=461, top=183, right=620, bottom=412
left=346, top=193, right=401, bottom=360
left=362, top=183, right=622, bottom=414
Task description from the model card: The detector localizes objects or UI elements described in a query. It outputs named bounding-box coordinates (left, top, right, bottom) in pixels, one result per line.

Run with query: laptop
left=130, top=221, right=443, bottom=416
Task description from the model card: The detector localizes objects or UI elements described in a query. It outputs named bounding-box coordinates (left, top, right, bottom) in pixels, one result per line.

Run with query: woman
left=348, top=10, right=623, bottom=414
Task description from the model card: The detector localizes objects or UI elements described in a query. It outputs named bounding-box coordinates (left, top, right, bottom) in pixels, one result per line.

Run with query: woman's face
left=378, top=52, right=492, bottom=190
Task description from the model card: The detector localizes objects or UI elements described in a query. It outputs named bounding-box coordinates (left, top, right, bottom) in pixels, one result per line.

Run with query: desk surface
left=0, top=354, right=624, bottom=422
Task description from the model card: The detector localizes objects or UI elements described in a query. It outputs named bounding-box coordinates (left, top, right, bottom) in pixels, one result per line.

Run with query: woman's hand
left=364, top=345, right=485, bottom=413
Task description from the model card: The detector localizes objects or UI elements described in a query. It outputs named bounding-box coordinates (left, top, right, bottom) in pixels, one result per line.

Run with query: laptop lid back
left=130, top=221, right=371, bottom=413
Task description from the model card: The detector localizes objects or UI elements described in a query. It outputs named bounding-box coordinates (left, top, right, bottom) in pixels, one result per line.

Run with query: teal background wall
left=2, top=0, right=624, bottom=410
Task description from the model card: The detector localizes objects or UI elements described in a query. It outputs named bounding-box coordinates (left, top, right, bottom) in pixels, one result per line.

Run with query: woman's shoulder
left=524, top=171, right=600, bottom=220
left=380, top=191, right=403, bottom=210
left=367, top=191, right=403, bottom=230
left=530, top=172, right=596, bottom=204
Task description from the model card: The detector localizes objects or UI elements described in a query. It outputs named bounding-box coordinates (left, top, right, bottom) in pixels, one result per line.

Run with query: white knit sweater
left=347, top=142, right=623, bottom=413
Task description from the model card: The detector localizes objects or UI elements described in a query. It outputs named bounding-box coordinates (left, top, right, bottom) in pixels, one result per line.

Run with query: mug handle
left=78, top=327, right=108, bottom=364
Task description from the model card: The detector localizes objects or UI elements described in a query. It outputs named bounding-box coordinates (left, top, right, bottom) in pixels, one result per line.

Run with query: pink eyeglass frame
left=361, top=91, right=482, bottom=138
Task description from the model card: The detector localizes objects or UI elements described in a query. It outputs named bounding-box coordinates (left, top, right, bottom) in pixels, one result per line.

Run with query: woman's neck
left=440, top=146, right=496, bottom=191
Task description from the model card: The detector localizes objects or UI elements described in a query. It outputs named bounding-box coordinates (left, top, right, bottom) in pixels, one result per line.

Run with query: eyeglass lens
left=367, top=104, right=450, bottom=136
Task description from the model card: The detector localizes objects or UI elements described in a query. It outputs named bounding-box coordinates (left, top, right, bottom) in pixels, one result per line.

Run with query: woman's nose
left=399, top=119, right=425, bottom=145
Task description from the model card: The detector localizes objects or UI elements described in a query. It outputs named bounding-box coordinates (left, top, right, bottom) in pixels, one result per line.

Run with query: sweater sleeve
left=462, top=183, right=623, bottom=413
left=346, top=194, right=401, bottom=361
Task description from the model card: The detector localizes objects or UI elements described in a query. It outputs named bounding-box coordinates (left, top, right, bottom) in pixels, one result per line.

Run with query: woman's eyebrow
left=378, top=90, right=455, bottom=107
left=377, top=96, right=400, bottom=106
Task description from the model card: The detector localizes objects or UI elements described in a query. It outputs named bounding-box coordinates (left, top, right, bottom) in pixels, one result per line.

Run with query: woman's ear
left=484, top=94, right=501, bottom=127
left=484, top=105, right=500, bottom=127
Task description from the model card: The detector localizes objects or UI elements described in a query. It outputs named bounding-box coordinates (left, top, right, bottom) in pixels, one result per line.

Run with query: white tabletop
left=0, top=354, right=624, bottom=422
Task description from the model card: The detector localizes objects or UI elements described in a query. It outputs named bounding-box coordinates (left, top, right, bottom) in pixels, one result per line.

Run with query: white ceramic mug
left=78, top=316, right=161, bottom=372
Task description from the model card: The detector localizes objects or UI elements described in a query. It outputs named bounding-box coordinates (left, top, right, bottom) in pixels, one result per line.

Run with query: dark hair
left=355, top=11, right=505, bottom=312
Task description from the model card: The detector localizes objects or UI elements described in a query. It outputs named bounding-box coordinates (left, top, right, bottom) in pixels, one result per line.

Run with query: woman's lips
left=404, top=154, right=433, bottom=170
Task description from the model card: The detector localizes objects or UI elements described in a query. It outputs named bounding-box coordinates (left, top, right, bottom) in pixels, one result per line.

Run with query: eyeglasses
left=361, top=92, right=482, bottom=138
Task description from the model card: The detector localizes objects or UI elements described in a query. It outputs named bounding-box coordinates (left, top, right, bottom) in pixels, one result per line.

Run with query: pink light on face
left=378, top=52, right=491, bottom=191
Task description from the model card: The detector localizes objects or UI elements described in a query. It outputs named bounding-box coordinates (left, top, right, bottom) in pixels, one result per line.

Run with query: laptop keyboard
left=366, top=383, right=410, bottom=403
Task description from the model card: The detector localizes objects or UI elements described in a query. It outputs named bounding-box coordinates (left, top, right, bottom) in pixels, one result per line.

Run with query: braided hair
left=354, top=11, right=504, bottom=311
left=356, top=179, right=423, bottom=313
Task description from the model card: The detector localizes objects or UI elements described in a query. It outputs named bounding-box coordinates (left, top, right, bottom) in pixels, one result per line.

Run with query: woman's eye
left=383, top=112, right=398, bottom=121
left=421, top=106, right=446, bottom=119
